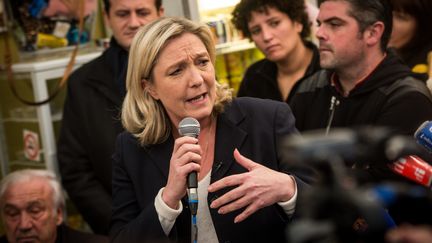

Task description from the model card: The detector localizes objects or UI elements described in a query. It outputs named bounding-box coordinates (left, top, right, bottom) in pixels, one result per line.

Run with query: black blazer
left=110, top=97, right=308, bottom=243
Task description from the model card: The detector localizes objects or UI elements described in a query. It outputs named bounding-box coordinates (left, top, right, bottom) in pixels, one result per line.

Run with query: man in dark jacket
left=0, top=169, right=108, bottom=243
left=57, top=0, right=164, bottom=235
left=290, top=0, right=432, bottom=181
left=287, top=0, right=432, bottom=231
left=292, top=0, right=432, bottom=145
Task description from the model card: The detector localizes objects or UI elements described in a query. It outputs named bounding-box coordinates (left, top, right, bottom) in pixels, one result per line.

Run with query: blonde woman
left=110, top=17, right=310, bottom=243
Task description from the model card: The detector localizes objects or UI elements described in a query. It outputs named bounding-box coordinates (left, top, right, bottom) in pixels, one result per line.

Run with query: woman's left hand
left=208, top=149, right=296, bottom=223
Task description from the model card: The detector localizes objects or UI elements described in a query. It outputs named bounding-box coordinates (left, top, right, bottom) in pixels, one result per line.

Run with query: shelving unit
left=0, top=47, right=102, bottom=176
left=0, top=0, right=260, bottom=178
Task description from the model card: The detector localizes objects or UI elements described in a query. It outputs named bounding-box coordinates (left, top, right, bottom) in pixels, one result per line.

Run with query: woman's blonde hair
left=122, top=17, right=232, bottom=146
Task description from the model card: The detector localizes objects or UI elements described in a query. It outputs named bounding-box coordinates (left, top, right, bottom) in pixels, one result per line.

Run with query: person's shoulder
left=296, top=69, right=330, bottom=93
left=0, top=235, right=8, bottom=243
left=383, top=76, right=432, bottom=101
left=70, top=53, right=105, bottom=77
left=226, top=98, right=295, bottom=128
left=60, top=225, right=108, bottom=243
left=244, top=58, right=275, bottom=75
left=116, top=131, right=140, bottom=146
left=67, top=51, right=107, bottom=86
left=248, top=58, right=270, bottom=69
left=230, top=97, right=289, bottom=113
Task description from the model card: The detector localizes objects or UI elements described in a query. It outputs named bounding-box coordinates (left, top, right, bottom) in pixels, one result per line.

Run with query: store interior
left=0, top=0, right=290, bottom=233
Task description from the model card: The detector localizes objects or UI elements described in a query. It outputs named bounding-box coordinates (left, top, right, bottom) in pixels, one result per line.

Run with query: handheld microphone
left=389, top=155, right=432, bottom=188
left=178, top=117, right=200, bottom=215
left=414, top=121, right=432, bottom=153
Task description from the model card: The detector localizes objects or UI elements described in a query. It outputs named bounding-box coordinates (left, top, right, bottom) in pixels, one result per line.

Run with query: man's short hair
left=318, top=0, right=393, bottom=52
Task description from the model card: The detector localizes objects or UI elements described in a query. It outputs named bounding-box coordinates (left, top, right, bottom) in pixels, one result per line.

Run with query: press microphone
left=178, top=117, right=200, bottom=215
left=414, top=121, right=432, bottom=153
left=389, top=155, right=432, bottom=188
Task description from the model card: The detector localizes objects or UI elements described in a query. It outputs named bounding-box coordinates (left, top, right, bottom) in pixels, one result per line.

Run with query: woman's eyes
left=198, top=59, right=210, bottom=66
left=169, top=68, right=182, bottom=76
left=168, top=59, right=209, bottom=76
left=269, top=20, right=280, bottom=27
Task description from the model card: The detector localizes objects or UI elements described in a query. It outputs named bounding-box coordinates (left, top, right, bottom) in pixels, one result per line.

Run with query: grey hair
left=0, top=169, right=65, bottom=210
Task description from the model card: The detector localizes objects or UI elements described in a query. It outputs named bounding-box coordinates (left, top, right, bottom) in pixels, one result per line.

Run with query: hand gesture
left=208, top=149, right=295, bottom=223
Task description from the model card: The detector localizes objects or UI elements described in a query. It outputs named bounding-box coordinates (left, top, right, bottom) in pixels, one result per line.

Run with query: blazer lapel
left=211, top=110, right=247, bottom=182
left=146, top=136, right=173, bottom=180
left=141, top=102, right=249, bottom=184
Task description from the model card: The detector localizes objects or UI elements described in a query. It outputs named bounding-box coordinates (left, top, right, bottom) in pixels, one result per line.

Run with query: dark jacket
left=237, top=41, right=321, bottom=104
left=290, top=50, right=432, bottom=181
left=57, top=39, right=126, bottom=234
left=291, top=50, right=432, bottom=134
left=0, top=224, right=108, bottom=243
left=110, top=97, right=310, bottom=243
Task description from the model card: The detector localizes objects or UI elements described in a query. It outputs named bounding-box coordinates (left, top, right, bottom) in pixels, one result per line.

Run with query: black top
left=237, top=41, right=321, bottom=104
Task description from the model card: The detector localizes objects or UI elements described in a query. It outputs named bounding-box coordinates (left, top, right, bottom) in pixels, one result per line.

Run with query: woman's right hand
left=162, top=136, right=202, bottom=209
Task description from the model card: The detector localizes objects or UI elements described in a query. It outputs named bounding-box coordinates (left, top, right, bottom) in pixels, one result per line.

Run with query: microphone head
left=178, top=117, right=200, bottom=138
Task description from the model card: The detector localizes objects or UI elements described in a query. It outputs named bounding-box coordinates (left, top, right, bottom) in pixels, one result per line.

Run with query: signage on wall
left=23, top=129, right=41, bottom=162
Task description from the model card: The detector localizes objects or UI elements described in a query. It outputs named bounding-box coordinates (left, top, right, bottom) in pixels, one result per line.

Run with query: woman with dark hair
left=388, top=0, right=432, bottom=79
left=232, top=0, right=321, bottom=104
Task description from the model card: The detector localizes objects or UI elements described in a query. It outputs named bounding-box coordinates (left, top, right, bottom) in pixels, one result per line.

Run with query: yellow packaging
left=225, top=52, right=245, bottom=77
left=36, top=33, right=68, bottom=49
left=229, top=76, right=243, bottom=96
left=215, top=55, right=229, bottom=81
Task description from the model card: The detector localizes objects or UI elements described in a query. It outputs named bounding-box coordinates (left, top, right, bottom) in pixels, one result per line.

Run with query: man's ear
left=364, top=21, right=384, bottom=46
left=56, top=207, right=64, bottom=225
left=141, top=79, right=159, bottom=100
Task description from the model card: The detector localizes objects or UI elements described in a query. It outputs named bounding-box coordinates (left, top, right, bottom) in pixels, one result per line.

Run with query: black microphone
left=280, top=127, right=429, bottom=165
left=178, top=117, right=200, bottom=215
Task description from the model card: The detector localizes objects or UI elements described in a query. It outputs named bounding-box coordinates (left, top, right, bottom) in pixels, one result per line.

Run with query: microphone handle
left=188, top=171, right=198, bottom=215
left=188, top=171, right=198, bottom=189
left=187, top=147, right=198, bottom=215
left=186, top=136, right=198, bottom=215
